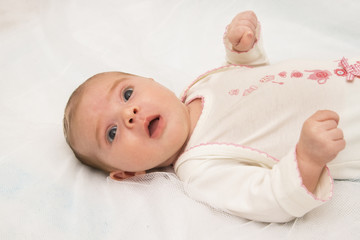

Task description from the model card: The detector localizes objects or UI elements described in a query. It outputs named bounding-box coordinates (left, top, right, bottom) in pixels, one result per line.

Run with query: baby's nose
left=123, top=106, right=139, bottom=128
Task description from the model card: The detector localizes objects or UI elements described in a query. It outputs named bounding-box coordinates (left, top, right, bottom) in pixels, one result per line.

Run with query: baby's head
left=63, top=72, right=191, bottom=179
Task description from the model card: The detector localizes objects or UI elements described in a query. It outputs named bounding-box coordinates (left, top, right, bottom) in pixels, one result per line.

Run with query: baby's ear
left=109, top=170, right=146, bottom=181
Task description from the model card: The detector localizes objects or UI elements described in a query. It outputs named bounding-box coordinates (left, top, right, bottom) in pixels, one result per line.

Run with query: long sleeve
left=224, top=23, right=269, bottom=66
left=175, top=144, right=333, bottom=223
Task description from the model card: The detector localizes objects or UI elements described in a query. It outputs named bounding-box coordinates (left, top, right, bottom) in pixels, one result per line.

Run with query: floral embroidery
left=243, top=85, right=258, bottom=96
left=291, top=71, right=303, bottom=78
left=305, top=69, right=332, bottom=84
left=334, top=68, right=347, bottom=77
left=278, top=71, right=287, bottom=78
left=228, top=89, right=239, bottom=96
left=237, top=65, right=340, bottom=98
left=340, top=57, right=360, bottom=81
left=259, top=75, right=275, bottom=83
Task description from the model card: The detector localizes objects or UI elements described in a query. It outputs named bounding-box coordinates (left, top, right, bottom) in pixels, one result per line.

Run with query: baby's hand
left=297, top=110, right=346, bottom=169
left=226, top=11, right=258, bottom=52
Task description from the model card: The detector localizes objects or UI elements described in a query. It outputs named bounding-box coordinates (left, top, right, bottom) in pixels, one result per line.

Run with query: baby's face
left=71, top=72, right=191, bottom=172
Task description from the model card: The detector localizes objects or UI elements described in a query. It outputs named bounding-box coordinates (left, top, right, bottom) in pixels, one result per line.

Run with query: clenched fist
left=225, top=11, right=258, bottom=52
left=296, top=110, right=346, bottom=192
left=297, top=110, right=346, bottom=167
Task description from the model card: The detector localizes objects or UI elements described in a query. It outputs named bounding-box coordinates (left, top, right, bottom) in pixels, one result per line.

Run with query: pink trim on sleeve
left=292, top=148, right=334, bottom=202
left=178, top=142, right=333, bottom=204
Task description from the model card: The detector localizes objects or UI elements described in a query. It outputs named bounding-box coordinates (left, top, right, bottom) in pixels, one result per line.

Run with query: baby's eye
left=107, top=126, right=117, bottom=143
left=123, top=88, right=133, bottom=102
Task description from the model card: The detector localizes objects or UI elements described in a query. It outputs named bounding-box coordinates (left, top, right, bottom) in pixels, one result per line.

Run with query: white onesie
left=174, top=29, right=360, bottom=222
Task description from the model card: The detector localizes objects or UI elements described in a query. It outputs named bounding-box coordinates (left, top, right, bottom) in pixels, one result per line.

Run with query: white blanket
left=1, top=0, right=359, bottom=239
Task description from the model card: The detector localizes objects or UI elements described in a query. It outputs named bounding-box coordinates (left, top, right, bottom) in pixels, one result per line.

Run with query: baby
left=63, top=11, right=360, bottom=222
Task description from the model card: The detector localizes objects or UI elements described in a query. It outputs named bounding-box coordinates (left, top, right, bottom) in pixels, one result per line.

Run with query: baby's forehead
left=89, top=71, right=133, bottom=83
left=80, top=72, right=127, bottom=96
left=77, top=72, right=132, bottom=107
left=86, top=72, right=127, bottom=86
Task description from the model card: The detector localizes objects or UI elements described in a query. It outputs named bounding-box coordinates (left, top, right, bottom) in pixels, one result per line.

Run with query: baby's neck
left=169, top=98, right=203, bottom=167
left=187, top=98, right=203, bottom=137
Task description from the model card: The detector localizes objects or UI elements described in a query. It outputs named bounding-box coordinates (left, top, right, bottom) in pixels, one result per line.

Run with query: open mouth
left=148, top=116, right=160, bottom=137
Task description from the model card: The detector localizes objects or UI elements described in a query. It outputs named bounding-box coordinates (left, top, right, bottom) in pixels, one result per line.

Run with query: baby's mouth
left=146, top=115, right=160, bottom=138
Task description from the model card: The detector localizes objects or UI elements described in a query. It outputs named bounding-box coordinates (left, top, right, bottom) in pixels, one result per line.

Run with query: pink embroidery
left=180, top=64, right=252, bottom=102
left=271, top=81, right=284, bottom=85
left=305, top=69, right=332, bottom=84
left=259, top=75, right=275, bottom=83
left=278, top=71, right=287, bottom=78
left=294, top=146, right=333, bottom=202
left=334, top=68, right=347, bottom=77
left=180, top=142, right=333, bottom=202
left=291, top=71, right=303, bottom=78
left=228, top=89, right=239, bottom=96
left=243, top=85, right=258, bottom=96
left=340, top=57, right=360, bottom=81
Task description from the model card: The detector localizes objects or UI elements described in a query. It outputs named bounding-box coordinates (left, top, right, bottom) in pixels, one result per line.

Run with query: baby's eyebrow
left=107, top=78, right=127, bottom=100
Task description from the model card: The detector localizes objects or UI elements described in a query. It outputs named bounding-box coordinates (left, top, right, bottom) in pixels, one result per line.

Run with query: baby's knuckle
left=327, top=141, right=344, bottom=156
left=314, top=110, right=325, bottom=117
left=324, top=144, right=334, bottom=154
left=337, top=139, right=346, bottom=151
left=303, top=118, right=313, bottom=129
left=338, top=128, right=344, bottom=138
left=245, top=10, right=255, bottom=17
left=236, top=30, right=246, bottom=38
left=307, top=124, right=319, bottom=137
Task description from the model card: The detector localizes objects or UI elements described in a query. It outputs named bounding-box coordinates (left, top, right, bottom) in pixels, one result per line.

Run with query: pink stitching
left=340, top=57, right=360, bottom=81
left=186, top=95, right=205, bottom=114
left=278, top=71, right=287, bottom=78
left=271, top=81, right=284, bottom=85
left=291, top=71, right=303, bottom=78
left=228, top=89, right=240, bottom=96
left=293, top=147, right=333, bottom=202
left=334, top=68, right=347, bottom=77
left=181, top=142, right=333, bottom=202
left=259, top=75, right=275, bottom=83
left=242, top=85, right=258, bottom=96
left=305, top=69, right=332, bottom=84
left=180, top=64, right=252, bottom=102
left=180, top=86, right=335, bottom=203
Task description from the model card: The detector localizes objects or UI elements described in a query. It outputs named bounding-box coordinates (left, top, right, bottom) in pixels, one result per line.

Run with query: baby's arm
left=176, top=112, right=343, bottom=222
left=296, top=110, right=346, bottom=193
left=224, top=11, right=268, bottom=66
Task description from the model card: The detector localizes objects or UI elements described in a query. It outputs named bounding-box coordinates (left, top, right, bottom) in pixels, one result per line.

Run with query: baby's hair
left=63, top=71, right=135, bottom=172
left=63, top=75, right=103, bottom=170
